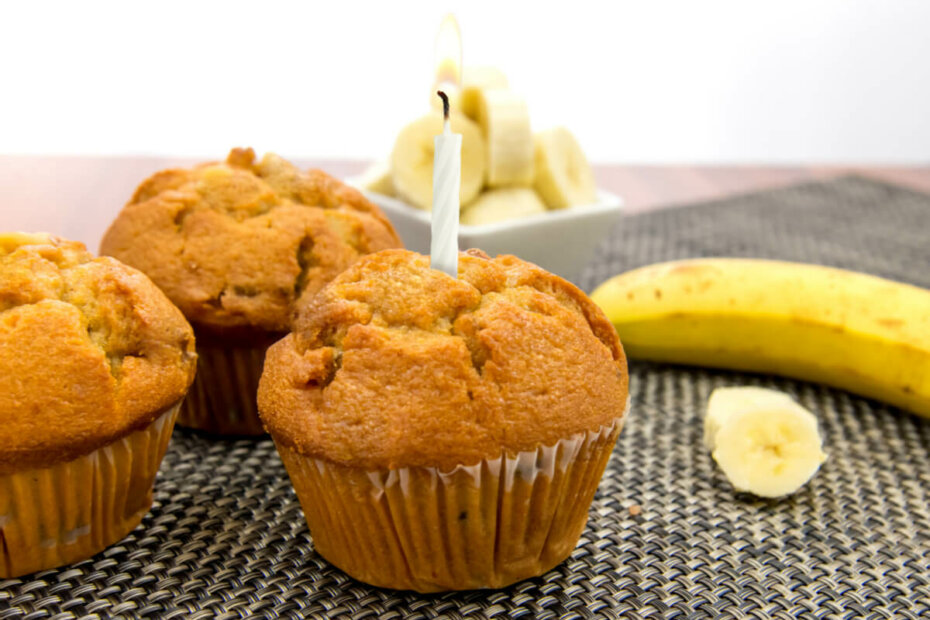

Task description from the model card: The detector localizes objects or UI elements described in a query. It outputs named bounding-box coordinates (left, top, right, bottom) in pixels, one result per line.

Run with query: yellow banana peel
left=590, top=258, right=930, bottom=418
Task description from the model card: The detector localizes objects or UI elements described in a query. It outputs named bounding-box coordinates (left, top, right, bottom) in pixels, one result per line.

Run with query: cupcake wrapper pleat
left=0, top=402, right=181, bottom=578
left=179, top=342, right=267, bottom=436
left=278, top=413, right=625, bottom=592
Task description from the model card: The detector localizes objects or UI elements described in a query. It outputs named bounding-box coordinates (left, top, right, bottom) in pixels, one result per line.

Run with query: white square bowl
left=350, top=186, right=624, bottom=285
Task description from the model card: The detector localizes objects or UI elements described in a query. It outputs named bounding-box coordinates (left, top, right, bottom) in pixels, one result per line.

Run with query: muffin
left=258, top=248, right=629, bottom=592
left=0, top=232, right=196, bottom=578
left=100, top=148, right=403, bottom=435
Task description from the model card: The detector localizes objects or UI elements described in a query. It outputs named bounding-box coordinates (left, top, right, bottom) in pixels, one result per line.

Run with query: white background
left=1, top=0, right=929, bottom=164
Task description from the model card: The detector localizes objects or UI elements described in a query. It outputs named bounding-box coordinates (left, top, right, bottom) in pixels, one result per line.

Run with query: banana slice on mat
left=390, top=112, right=486, bottom=211
left=706, top=387, right=827, bottom=498
left=356, top=161, right=395, bottom=197
left=461, top=66, right=510, bottom=119
left=533, top=127, right=597, bottom=209
left=473, top=89, right=534, bottom=187
left=460, top=188, right=546, bottom=226
left=704, top=386, right=801, bottom=451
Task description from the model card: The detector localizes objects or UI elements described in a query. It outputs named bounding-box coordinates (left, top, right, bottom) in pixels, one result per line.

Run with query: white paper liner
left=277, top=398, right=630, bottom=593
left=0, top=401, right=181, bottom=578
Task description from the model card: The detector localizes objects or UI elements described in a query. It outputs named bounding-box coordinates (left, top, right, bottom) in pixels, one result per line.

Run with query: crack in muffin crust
left=0, top=233, right=197, bottom=472
left=100, top=148, right=403, bottom=334
left=259, top=249, right=629, bottom=471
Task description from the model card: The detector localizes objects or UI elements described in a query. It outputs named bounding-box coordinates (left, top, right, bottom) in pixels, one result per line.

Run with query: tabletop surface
left=2, top=175, right=929, bottom=619
left=1, top=155, right=928, bottom=250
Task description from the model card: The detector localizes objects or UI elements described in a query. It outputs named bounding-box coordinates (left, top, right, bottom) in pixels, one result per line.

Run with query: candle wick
left=437, top=90, right=450, bottom=120
left=437, top=90, right=451, bottom=133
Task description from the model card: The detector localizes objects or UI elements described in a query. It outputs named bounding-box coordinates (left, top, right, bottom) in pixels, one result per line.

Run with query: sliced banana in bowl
left=460, top=66, right=509, bottom=119
left=350, top=65, right=623, bottom=283
left=473, top=89, right=535, bottom=188
left=389, top=112, right=487, bottom=211
left=348, top=184, right=623, bottom=284
left=534, top=127, right=598, bottom=210
left=460, top=188, right=545, bottom=226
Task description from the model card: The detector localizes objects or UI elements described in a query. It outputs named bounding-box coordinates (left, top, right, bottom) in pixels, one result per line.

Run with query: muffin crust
left=258, top=249, right=628, bottom=471
left=0, top=233, right=196, bottom=473
left=100, top=148, right=403, bottom=334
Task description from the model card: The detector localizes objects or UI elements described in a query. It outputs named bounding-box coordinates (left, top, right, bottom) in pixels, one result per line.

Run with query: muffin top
left=0, top=233, right=197, bottom=473
left=100, top=148, right=403, bottom=336
left=258, top=249, right=628, bottom=471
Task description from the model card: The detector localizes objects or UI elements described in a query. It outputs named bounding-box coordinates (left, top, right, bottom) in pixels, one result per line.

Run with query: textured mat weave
left=2, top=176, right=930, bottom=619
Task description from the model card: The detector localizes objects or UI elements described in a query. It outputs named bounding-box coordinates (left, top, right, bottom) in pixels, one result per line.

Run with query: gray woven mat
left=3, top=176, right=930, bottom=619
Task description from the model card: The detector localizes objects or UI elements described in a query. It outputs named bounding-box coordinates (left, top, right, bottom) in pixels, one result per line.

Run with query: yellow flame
left=434, top=14, right=462, bottom=88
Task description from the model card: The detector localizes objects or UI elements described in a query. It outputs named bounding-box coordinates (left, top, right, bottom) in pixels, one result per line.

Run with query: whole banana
left=590, top=258, right=930, bottom=418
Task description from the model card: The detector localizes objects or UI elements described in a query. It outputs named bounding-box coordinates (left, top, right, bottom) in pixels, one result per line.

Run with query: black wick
left=437, top=90, right=450, bottom=120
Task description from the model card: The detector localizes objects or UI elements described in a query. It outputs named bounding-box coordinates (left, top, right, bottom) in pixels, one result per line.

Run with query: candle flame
left=434, top=14, right=462, bottom=90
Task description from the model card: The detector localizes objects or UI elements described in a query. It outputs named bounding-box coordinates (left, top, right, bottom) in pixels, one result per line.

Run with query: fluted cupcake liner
left=276, top=406, right=627, bottom=593
left=0, top=401, right=181, bottom=578
left=178, top=341, right=269, bottom=436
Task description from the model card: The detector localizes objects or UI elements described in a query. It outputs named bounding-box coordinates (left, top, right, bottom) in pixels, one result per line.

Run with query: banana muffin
left=0, top=232, right=196, bottom=577
left=258, top=248, right=629, bottom=591
left=100, top=148, right=403, bottom=435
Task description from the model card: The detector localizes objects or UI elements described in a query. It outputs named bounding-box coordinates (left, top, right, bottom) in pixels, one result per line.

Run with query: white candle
left=430, top=91, right=461, bottom=278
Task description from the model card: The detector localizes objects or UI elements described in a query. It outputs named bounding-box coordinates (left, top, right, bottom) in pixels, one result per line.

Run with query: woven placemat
left=3, top=176, right=929, bottom=619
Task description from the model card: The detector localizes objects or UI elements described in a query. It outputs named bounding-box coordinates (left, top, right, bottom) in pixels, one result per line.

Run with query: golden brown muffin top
left=0, top=233, right=197, bottom=473
left=258, top=249, right=628, bottom=471
left=100, top=148, right=403, bottom=336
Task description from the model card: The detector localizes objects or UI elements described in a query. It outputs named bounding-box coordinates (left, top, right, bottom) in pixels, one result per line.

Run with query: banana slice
left=704, top=386, right=800, bottom=450
left=473, top=89, right=534, bottom=187
left=390, top=112, right=486, bottom=211
left=460, top=188, right=546, bottom=226
left=461, top=66, right=509, bottom=119
left=429, top=67, right=508, bottom=116
left=706, top=387, right=827, bottom=498
left=533, top=127, right=597, bottom=209
left=356, top=161, right=395, bottom=197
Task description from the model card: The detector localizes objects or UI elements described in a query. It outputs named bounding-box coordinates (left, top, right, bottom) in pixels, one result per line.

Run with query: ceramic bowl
left=351, top=186, right=624, bottom=285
